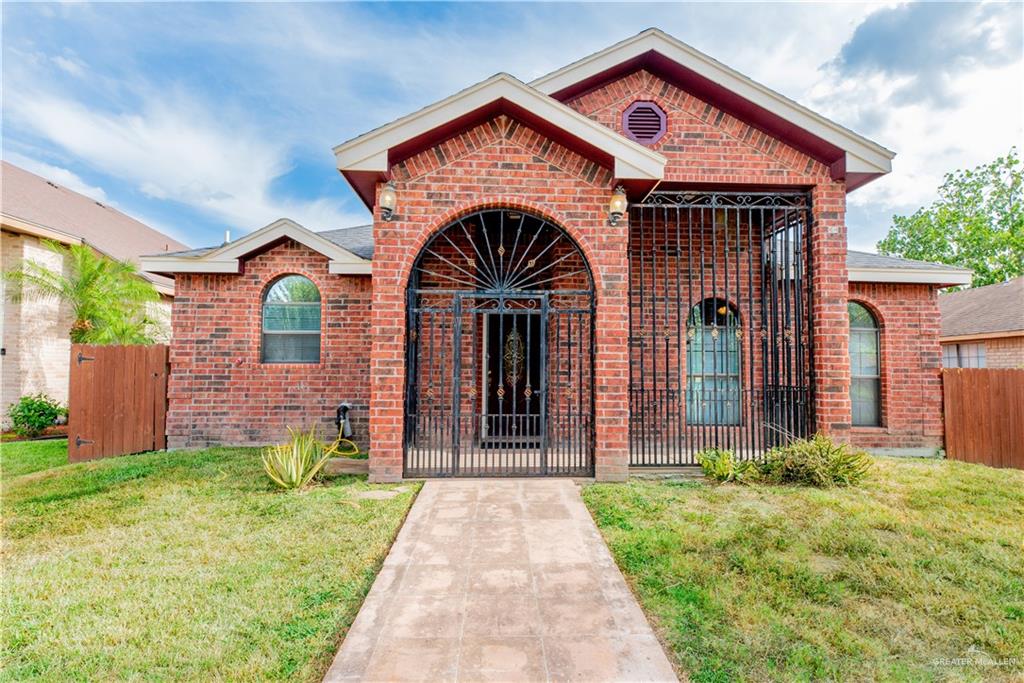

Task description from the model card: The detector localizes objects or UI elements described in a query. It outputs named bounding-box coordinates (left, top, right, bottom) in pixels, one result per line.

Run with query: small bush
left=7, top=394, right=67, bottom=438
left=262, top=427, right=331, bottom=490
left=759, top=434, right=871, bottom=487
left=697, top=448, right=756, bottom=483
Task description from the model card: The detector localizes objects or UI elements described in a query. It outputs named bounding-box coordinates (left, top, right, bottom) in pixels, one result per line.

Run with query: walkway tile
left=323, top=480, right=679, bottom=683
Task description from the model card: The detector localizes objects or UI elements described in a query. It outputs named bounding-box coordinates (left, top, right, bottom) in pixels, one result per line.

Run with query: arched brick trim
left=394, top=196, right=607, bottom=298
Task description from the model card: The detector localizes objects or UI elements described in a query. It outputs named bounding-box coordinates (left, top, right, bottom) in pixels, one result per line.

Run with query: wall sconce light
left=609, top=185, right=627, bottom=226
left=379, top=180, right=398, bottom=221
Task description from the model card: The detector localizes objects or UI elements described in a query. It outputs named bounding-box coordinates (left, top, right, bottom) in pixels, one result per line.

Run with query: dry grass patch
left=583, top=457, right=1024, bottom=682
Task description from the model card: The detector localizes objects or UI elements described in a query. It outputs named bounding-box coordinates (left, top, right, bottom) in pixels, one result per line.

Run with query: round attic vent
left=622, top=101, right=667, bottom=145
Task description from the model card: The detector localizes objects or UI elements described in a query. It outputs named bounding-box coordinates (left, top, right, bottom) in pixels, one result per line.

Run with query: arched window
left=262, top=275, right=321, bottom=363
left=848, top=302, right=881, bottom=426
left=686, top=298, right=741, bottom=425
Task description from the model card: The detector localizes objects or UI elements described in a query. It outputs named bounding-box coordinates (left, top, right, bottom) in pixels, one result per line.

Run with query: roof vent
left=622, top=101, right=667, bottom=145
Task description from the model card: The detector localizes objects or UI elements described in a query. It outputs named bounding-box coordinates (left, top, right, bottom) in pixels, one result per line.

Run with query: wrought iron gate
left=628, top=191, right=815, bottom=465
left=404, top=209, right=595, bottom=477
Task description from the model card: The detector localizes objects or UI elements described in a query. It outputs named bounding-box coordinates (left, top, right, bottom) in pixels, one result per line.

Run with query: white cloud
left=51, top=54, right=85, bottom=76
left=815, top=55, right=1023, bottom=250
left=3, top=151, right=108, bottom=202
left=2, top=2, right=1021, bottom=254
left=4, top=83, right=368, bottom=236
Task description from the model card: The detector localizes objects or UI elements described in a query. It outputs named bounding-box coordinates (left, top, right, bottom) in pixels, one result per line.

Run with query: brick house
left=143, top=29, right=971, bottom=481
left=939, top=276, right=1024, bottom=369
left=1, top=161, right=188, bottom=426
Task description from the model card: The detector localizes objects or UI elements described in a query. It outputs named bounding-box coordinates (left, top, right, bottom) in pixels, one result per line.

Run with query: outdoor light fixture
left=609, top=185, right=627, bottom=226
left=379, top=180, right=398, bottom=221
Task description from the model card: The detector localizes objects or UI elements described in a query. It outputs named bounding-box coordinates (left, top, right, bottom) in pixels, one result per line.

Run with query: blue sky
left=2, top=2, right=1021, bottom=251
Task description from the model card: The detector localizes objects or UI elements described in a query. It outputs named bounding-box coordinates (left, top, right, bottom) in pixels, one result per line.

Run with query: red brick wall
left=369, top=115, right=628, bottom=482
left=847, top=281, right=944, bottom=450
left=567, top=70, right=852, bottom=441
left=167, top=240, right=372, bottom=448
left=367, top=70, right=853, bottom=480
left=166, top=69, right=869, bottom=472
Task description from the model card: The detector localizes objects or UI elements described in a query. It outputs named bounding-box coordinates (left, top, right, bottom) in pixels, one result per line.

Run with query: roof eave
left=530, top=29, right=895, bottom=187
left=139, top=218, right=373, bottom=277
left=848, top=267, right=972, bottom=286
left=333, top=74, right=667, bottom=210
left=939, top=330, right=1024, bottom=343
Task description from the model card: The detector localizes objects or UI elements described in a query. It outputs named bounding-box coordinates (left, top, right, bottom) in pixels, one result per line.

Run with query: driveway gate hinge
left=75, top=435, right=94, bottom=448
left=77, top=352, right=95, bottom=365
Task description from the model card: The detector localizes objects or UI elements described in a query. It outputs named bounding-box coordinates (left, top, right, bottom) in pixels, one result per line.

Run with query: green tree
left=877, top=148, right=1022, bottom=287
left=3, top=240, right=162, bottom=344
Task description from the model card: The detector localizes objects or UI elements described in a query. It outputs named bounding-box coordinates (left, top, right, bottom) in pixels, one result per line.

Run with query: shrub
left=759, top=434, right=871, bottom=487
left=262, top=427, right=331, bottom=490
left=7, top=394, right=67, bottom=438
left=697, top=448, right=757, bottom=484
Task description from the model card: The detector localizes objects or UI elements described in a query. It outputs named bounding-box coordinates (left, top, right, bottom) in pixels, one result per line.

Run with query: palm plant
left=3, top=240, right=161, bottom=344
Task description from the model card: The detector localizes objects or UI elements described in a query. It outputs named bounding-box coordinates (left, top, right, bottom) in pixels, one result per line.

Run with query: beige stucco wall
left=983, top=336, right=1023, bottom=369
left=0, top=229, right=172, bottom=427
left=2, top=229, right=75, bottom=426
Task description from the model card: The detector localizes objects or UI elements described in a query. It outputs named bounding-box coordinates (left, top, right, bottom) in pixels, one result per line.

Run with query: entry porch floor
left=403, top=449, right=592, bottom=477
left=322, top=479, right=678, bottom=682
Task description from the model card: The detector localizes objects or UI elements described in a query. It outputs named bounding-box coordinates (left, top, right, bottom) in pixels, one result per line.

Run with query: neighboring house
left=1, top=160, right=188, bottom=424
left=143, top=28, right=971, bottom=481
left=939, top=276, right=1024, bottom=369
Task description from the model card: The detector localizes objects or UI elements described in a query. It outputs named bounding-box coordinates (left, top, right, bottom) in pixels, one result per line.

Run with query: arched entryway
left=403, top=209, right=595, bottom=477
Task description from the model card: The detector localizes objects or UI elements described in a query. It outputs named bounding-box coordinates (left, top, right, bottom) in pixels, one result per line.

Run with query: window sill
left=258, top=362, right=324, bottom=368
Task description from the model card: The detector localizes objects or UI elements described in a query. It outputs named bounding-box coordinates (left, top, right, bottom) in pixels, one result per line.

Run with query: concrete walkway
left=324, top=479, right=678, bottom=683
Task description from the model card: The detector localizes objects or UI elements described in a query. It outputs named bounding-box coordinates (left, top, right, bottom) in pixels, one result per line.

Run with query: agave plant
left=262, top=426, right=331, bottom=490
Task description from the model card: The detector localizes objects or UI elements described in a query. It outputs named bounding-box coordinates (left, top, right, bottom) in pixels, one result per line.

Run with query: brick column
left=810, top=181, right=852, bottom=439
left=369, top=216, right=407, bottom=483
left=592, top=212, right=630, bottom=481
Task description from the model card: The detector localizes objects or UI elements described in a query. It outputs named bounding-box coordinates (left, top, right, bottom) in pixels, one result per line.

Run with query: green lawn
left=584, top=457, right=1024, bottom=683
left=1, top=438, right=68, bottom=479
left=1, top=440, right=418, bottom=681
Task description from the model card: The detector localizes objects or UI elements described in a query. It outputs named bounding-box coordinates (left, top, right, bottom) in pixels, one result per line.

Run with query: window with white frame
left=262, top=275, right=321, bottom=363
left=942, top=343, right=986, bottom=368
left=848, top=302, right=881, bottom=427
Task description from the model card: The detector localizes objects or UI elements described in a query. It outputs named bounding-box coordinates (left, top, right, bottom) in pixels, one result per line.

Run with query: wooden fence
left=942, top=368, right=1024, bottom=469
left=68, top=344, right=168, bottom=462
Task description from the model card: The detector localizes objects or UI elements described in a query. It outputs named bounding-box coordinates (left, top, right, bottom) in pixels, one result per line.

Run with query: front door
left=483, top=310, right=543, bottom=448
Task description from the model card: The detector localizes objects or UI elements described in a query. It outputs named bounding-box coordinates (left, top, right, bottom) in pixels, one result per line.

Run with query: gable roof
left=1, top=161, right=189, bottom=294
left=939, top=276, right=1024, bottom=340
left=334, top=73, right=667, bottom=208
left=847, top=250, right=972, bottom=286
left=531, top=28, right=895, bottom=192
left=140, top=218, right=372, bottom=277
left=158, top=224, right=375, bottom=261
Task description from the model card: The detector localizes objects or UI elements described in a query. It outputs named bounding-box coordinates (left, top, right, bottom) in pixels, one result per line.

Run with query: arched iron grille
left=628, top=191, right=816, bottom=465
left=404, top=209, right=595, bottom=477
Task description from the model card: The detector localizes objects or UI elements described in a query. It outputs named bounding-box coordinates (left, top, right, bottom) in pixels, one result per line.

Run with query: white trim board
left=530, top=28, right=895, bottom=179
left=140, top=218, right=372, bottom=277
left=848, top=267, right=972, bottom=286
left=332, top=73, right=667, bottom=181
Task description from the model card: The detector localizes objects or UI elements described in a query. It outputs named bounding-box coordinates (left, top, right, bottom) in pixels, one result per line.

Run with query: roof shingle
left=939, top=276, right=1024, bottom=338
left=1, top=161, right=189, bottom=290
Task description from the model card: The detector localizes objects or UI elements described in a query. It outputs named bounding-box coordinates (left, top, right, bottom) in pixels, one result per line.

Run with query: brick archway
left=402, top=208, right=595, bottom=477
